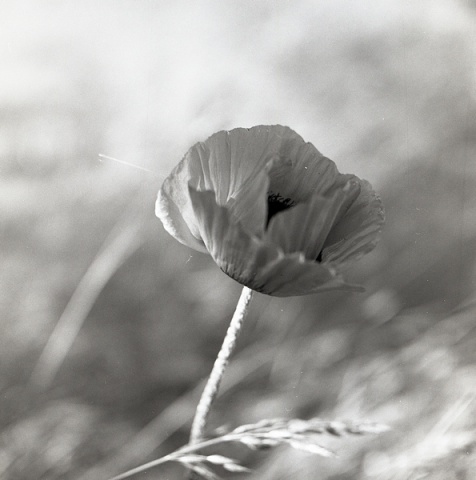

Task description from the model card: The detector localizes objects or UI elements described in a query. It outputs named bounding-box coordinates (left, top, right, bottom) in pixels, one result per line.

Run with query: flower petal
left=157, top=126, right=307, bottom=248
left=157, top=125, right=385, bottom=296
left=224, top=167, right=270, bottom=234
left=250, top=253, right=364, bottom=297
left=156, top=167, right=208, bottom=253
left=266, top=145, right=339, bottom=204
left=322, top=180, right=385, bottom=266
left=193, top=125, right=311, bottom=201
left=265, top=178, right=361, bottom=261
left=187, top=186, right=278, bottom=279
left=188, top=186, right=360, bottom=296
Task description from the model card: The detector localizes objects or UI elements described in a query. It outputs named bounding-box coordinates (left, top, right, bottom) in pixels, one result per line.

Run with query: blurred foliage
left=1, top=1, right=476, bottom=479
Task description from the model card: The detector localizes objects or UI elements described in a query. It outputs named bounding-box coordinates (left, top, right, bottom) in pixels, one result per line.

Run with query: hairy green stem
left=110, top=286, right=254, bottom=480
left=189, top=286, right=254, bottom=444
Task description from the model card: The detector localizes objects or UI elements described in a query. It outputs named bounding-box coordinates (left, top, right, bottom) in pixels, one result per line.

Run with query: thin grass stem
left=29, top=210, right=143, bottom=389
left=109, top=435, right=234, bottom=480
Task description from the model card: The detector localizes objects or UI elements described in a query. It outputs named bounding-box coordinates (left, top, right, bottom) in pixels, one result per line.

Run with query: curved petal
left=157, top=126, right=306, bottom=246
left=194, top=125, right=303, bottom=202
left=156, top=169, right=208, bottom=253
left=265, top=178, right=361, bottom=261
left=322, top=180, right=385, bottom=266
left=157, top=125, right=385, bottom=296
left=224, top=167, right=270, bottom=234
left=266, top=145, right=339, bottom=204
left=188, top=186, right=360, bottom=297
left=250, top=253, right=364, bottom=297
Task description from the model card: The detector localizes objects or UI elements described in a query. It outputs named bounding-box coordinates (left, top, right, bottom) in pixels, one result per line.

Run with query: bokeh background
left=1, top=1, right=476, bottom=479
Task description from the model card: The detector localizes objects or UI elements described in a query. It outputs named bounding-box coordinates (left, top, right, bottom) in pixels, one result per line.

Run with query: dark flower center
left=266, top=192, right=294, bottom=225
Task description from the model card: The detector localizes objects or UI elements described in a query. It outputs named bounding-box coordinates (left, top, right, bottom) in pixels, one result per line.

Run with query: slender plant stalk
left=78, top=340, right=273, bottom=480
left=110, top=435, right=236, bottom=480
left=30, top=207, right=144, bottom=389
left=109, top=286, right=254, bottom=480
left=189, top=286, right=254, bottom=445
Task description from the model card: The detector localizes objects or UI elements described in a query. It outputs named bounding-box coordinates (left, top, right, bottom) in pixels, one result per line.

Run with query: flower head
left=156, top=125, right=384, bottom=296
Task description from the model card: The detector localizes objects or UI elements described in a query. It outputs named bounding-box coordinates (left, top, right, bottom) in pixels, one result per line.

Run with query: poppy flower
left=156, top=125, right=384, bottom=296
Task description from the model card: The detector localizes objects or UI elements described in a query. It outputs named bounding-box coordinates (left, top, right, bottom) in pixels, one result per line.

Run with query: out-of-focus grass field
left=1, top=1, right=476, bottom=479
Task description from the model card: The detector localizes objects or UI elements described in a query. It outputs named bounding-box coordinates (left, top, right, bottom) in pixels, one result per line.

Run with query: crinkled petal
left=265, top=178, right=361, bottom=261
left=322, top=180, right=385, bottom=266
left=156, top=125, right=385, bottom=296
left=249, top=253, right=364, bottom=297
left=157, top=126, right=307, bottom=247
left=192, top=125, right=302, bottom=202
left=327, top=174, right=362, bottom=224
left=157, top=162, right=270, bottom=251
left=225, top=167, right=270, bottom=234
left=266, top=146, right=339, bottom=204
left=156, top=170, right=208, bottom=253
left=188, top=186, right=360, bottom=297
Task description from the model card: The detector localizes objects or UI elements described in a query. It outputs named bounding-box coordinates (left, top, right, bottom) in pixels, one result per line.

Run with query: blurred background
left=1, top=0, right=476, bottom=479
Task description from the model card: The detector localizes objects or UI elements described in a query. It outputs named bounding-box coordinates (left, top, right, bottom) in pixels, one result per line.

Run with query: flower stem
left=189, top=286, right=254, bottom=445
